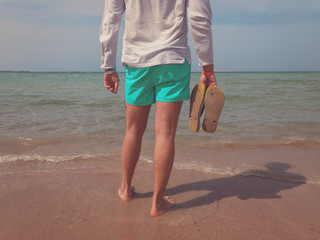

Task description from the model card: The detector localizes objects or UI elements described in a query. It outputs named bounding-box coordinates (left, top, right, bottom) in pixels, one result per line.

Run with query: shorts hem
left=125, top=100, right=155, bottom=106
left=155, top=96, right=190, bottom=103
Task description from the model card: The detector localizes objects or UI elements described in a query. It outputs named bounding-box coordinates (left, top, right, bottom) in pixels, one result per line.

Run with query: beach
left=0, top=71, right=320, bottom=239
left=1, top=149, right=320, bottom=240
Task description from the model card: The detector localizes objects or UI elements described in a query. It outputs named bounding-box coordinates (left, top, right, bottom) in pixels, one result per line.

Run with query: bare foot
left=118, top=187, right=133, bottom=201
left=150, top=196, right=175, bottom=217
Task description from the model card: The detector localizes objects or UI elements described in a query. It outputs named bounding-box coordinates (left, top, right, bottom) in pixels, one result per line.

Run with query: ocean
left=0, top=72, right=319, bottom=184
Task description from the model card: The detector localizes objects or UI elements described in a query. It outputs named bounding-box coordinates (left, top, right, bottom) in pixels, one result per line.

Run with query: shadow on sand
left=135, top=162, right=306, bottom=211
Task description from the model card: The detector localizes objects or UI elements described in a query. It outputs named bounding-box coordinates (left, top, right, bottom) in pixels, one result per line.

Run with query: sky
left=0, top=0, right=319, bottom=72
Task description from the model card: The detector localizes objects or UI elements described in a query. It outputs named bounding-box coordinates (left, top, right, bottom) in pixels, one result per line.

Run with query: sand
left=1, top=159, right=320, bottom=240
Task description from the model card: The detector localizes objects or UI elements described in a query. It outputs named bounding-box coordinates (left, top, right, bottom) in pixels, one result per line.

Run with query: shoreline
left=1, top=144, right=320, bottom=185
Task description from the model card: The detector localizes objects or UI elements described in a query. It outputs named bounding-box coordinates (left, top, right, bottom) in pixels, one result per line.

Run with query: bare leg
left=150, top=101, right=183, bottom=216
left=119, top=103, right=151, bottom=201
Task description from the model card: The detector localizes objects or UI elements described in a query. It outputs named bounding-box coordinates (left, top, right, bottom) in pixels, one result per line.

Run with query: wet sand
left=1, top=159, right=320, bottom=240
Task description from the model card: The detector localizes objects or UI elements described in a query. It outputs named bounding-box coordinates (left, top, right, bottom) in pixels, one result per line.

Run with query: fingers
left=104, top=73, right=119, bottom=94
left=209, top=78, right=217, bottom=87
left=199, top=74, right=217, bottom=87
left=114, top=79, right=119, bottom=94
left=199, top=74, right=207, bottom=86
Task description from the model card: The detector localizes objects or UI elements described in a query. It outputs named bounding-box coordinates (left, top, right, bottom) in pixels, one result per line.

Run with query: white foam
left=0, top=166, right=105, bottom=176
left=174, top=161, right=241, bottom=176
left=0, top=153, right=110, bottom=163
left=140, top=156, right=153, bottom=163
left=18, top=136, right=33, bottom=141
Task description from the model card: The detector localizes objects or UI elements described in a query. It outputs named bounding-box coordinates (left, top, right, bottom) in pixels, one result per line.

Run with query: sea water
left=0, top=72, right=319, bottom=183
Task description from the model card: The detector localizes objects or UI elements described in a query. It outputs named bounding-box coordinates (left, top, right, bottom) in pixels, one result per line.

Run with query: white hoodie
left=100, top=0, right=213, bottom=69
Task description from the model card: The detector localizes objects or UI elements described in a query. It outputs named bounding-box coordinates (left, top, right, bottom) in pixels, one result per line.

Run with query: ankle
left=150, top=196, right=175, bottom=216
left=152, top=194, right=164, bottom=207
left=120, top=182, right=131, bottom=193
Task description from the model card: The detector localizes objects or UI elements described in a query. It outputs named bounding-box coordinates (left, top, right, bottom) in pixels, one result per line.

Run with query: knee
left=155, top=127, right=176, bottom=140
left=126, top=125, right=146, bottom=138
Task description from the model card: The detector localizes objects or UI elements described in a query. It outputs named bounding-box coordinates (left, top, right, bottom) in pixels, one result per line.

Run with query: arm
left=100, top=0, right=125, bottom=93
left=187, top=0, right=216, bottom=87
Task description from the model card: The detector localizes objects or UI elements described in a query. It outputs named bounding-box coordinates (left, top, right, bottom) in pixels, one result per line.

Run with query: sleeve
left=99, top=0, right=125, bottom=69
left=187, top=0, right=214, bottom=66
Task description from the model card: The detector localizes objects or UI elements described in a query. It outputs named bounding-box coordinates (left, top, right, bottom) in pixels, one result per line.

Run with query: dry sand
left=1, top=160, right=320, bottom=240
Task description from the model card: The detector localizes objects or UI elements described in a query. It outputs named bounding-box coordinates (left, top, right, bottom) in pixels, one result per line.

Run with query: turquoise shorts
left=125, top=60, right=191, bottom=106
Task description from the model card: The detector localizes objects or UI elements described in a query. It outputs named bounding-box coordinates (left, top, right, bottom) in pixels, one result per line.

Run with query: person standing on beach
left=100, top=0, right=217, bottom=216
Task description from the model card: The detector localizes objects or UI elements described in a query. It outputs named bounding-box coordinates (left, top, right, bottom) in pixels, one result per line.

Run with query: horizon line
left=1, top=70, right=320, bottom=73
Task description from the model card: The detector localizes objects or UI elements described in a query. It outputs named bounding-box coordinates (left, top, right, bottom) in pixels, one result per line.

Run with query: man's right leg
left=151, top=101, right=183, bottom=216
left=119, top=103, right=151, bottom=201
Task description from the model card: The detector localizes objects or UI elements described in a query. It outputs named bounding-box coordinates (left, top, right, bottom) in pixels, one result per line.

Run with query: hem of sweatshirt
left=122, top=58, right=191, bottom=68
left=199, top=61, right=214, bottom=67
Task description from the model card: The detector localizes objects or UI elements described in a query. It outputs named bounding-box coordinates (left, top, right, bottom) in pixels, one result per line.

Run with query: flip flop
left=202, top=86, right=224, bottom=133
left=189, top=83, right=206, bottom=132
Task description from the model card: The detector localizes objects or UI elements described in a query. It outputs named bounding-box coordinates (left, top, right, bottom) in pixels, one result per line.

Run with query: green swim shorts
left=125, top=60, right=191, bottom=106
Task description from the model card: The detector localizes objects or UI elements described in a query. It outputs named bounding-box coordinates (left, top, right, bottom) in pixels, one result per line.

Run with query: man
left=100, top=0, right=217, bottom=216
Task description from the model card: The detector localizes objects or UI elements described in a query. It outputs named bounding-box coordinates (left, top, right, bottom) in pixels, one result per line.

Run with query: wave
left=137, top=158, right=313, bottom=184
left=249, top=136, right=320, bottom=148
left=1, top=153, right=318, bottom=185
left=182, top=135, right=320, bottom=150
left=1, top=135, right=319, bottom=160
left=0, top=153, right=110, bottom=164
